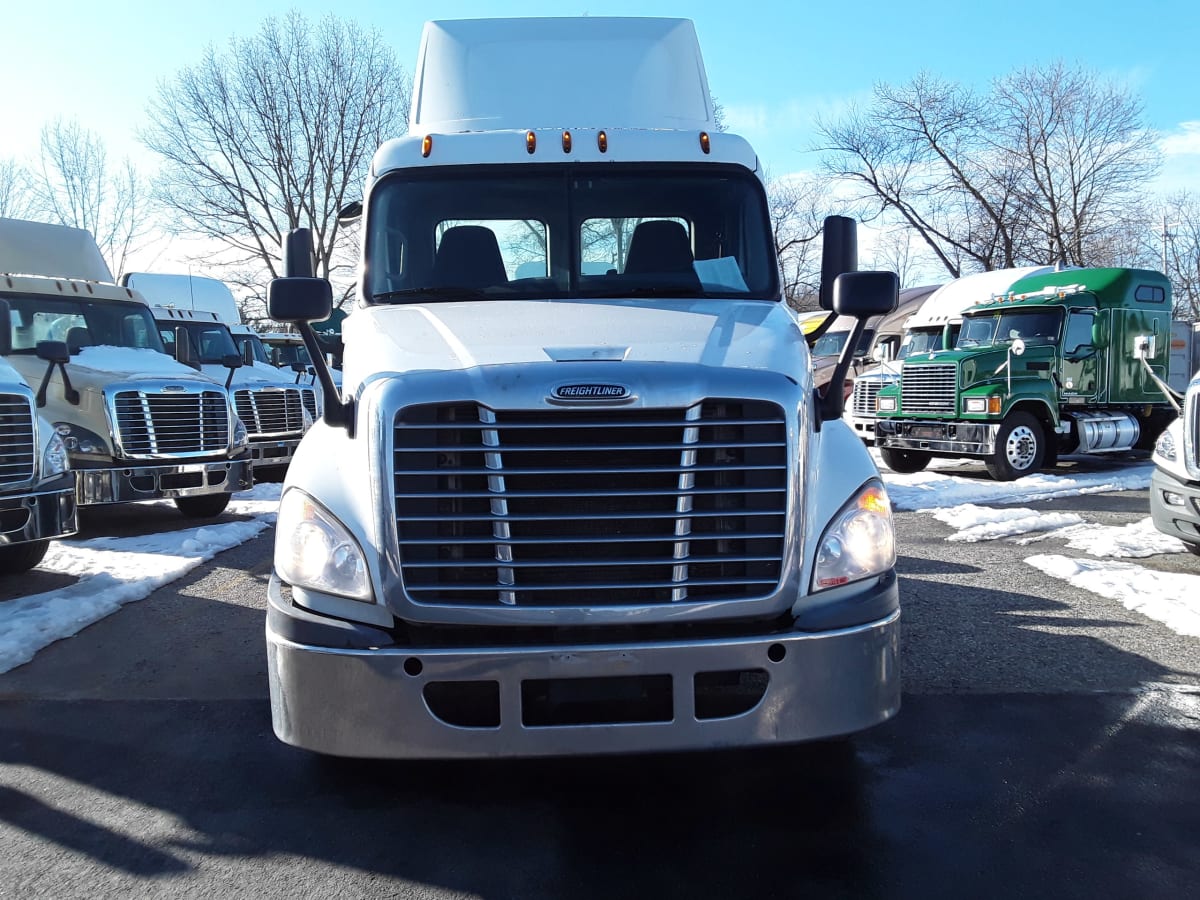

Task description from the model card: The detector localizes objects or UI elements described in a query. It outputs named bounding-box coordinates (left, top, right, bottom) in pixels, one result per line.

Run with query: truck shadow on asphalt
left=1, top=573, right=1197, bottom=895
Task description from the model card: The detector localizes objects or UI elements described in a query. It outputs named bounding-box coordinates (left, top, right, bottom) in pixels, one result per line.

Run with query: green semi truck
left=874, top=267, right=1177, bottom=480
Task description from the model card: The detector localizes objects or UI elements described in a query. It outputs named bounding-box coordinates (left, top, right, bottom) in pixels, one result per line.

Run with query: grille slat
left=0, top=394, right=36, bottom=487
left=394, top=399, right=788, bottom=608
left=851, top=377, right=895, bottom=417
left=900, top=364, right=957, bottom=414
left=113, top=389, right=230, bottom=457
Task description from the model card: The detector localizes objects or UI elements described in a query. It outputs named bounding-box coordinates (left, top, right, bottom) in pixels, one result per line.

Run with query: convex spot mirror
left=832, top=271, right=899, bottom=318
left=36, top=340, right=70, bottom=364
left=222, top=354, right=243, bottom=370
left=1011, top=338, right=1026, bottom=357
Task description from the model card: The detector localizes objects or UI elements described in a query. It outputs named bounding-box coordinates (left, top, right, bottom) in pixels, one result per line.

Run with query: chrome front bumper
left=266, top=576, right=901, bottom=759
left=247, top=437, right=301, bottom=471
left=875, top=418, right=997, bottom=456
left=1150, top=467, right=1200, bottom=548
left=0, top=476, right=78, bottom=545
left=75, top=458, right=253, bottom=506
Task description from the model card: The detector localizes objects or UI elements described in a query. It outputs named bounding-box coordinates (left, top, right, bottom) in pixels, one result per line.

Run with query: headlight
left=232, top=416, right=250, bottom=450
left=54, top=422, right=110, bottom=459
left=274, top=489, right=372, bottom=601
left=1154, top=427, right=1177, bottom=462
left=877, top=396, right=897, bottom=412
left=965, top=397, right=987, bottom=413
left=813, top=480, right=896, bottom=591
left=43, top=430, right=70, bottom=476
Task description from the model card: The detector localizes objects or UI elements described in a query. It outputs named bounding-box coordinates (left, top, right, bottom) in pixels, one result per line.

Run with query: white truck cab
left=0, top=299, right=77, bottom=573
left=263, top=17, right=901, bottom=759
left=1, top=219, right=252, bottom=518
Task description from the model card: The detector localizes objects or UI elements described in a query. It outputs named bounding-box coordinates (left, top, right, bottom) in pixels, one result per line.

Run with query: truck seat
left=433, top=226, right=508, bottom=289
left=624, top=220, right=695, bottom=276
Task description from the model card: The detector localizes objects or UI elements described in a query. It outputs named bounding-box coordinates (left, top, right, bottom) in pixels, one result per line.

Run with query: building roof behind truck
left=411, top=18, right=714, bottom=133
left=120, top=272, right=242, bottom=326
left=0, top=217, right=113, bottom=282
left=905, top=265, right=1058, bottom=330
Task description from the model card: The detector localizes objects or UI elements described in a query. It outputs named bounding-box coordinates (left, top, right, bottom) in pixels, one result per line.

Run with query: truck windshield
left=232, top=332, right=271, bottom=365
left=812, top=328, right=876, bottom=359
left=4, top=293, right=166, bottom=355
left=158, top=321, right=239, bottom=364
left=365, top=163, right=779, bottom=302
left=898, top=328, right=943, bottom=359
left=956, top=309, right=1062, bottom=349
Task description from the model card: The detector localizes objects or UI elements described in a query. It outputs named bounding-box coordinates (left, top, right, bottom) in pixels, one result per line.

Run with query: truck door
left=1060, top=308, right=1102, bottom=400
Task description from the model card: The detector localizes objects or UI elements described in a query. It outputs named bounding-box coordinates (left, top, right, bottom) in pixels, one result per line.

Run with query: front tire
left=879, top=447, right=931, bottom=474
left=174, top=493, right=232, bottom=519
left=986, top=411, right=1045, bottom=481
left=0, top=540, right=50, bottom=575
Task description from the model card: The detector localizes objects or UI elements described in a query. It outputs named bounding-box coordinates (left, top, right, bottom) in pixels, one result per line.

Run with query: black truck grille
left=393, top=400, right=789, bottom=607
left=901, top=363, right=957, bottom=414
left=113, top=389, right=230, bottom=457
left=0, top=393, right=36, bottom=487
left=234, top=387, right=306, bottom=437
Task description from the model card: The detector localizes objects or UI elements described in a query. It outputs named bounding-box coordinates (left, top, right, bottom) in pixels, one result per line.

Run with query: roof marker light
left=562, top=130, right=572, bottom=153
left=526, top=131, right=537, bottom=154
left=421, top=135, right=433, bottom=158
left=597, top=130, right=608, bottom=153
left=699, top=131, right=711, bottom=154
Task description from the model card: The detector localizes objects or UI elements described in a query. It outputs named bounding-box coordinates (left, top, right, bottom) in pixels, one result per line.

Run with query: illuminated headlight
left=813, top=481, right=896, bottom=590
left=877, top=396, right=897, bottom=412
left=232, top=416, right=250, bottom=450
left=275, top=489, right=372, bottom=601
left=1154, top=427, right=1176, bottom=462
left=43, top=430, right=71, bottom=476
left=55, top=422, right=110, bottom=459
left=965, top=397, right=988, bottom=413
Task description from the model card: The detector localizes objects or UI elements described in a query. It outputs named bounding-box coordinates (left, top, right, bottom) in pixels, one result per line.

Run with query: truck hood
left=7, top=345, right=218, bottom=393
left=904, top=344, right=1057, bottom=389
left=342, top=299, right=806, bottom=383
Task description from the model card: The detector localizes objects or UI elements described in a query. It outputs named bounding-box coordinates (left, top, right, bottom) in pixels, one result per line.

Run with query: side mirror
left=221, top=354, right=243, bottom=370
left=241, top=342, right=256, bottom=367
left=873, top=342, right=893, bottom=363
left=818, top=216, right=858, bottom=311
left=268, top=277, right=333, bottom=324
left=832, top=271, right=899, bottom=318
left=36, top=340, right=70, bottom=365
left=0, top=299, right=10, bottom=356
left=174, top=327, right=200, bottom=370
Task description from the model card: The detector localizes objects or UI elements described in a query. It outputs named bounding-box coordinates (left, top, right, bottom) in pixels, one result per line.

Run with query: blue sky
left=2, top=0, right=1196, bottom=252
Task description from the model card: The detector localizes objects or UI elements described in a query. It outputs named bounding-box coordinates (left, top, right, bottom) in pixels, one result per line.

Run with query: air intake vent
left=393, top=400, right=788, bottom=607
left=113, top=389, right=230, bottom=457
left=0, top=393, right=36, bottom=487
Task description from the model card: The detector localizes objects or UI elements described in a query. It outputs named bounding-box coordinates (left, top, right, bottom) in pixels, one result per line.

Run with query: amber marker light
left=857, top=485, right=891, bottom=515
left=597, top=130, right=608, bottom=153
left=421, top=135, right=433, bottom=158
left=699, top=131, right=711, bottom=154
left=562, top=130, right=572, bottom=153
left=988, top=396, right=1003, bottom=414
left=526, top=130, right=537, bottom=154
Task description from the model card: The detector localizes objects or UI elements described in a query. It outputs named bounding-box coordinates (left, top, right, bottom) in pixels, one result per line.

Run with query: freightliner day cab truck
left=846, top=267, right=1054, bottom=445
left=264, top=17, right=901, bottom=758
left=0, top=218, right=253, bottom=518
left=0, top=299, right=77, bottom=573
left=1151, top=369, right=1200, bottom=555
left=873, top=266, right=1178, bottom=480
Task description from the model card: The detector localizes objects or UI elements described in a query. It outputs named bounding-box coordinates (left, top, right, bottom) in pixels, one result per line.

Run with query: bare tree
left=993, top=62, right=1160, bottom=267
left=143, top=12, right=411, bottom=301
left=0, top=159, right=38, bottom=220
left=766, top=172, right=828, bottom=309
left=30, top=119, right=149, bottom=277
left=1154, top=192, right=1200, bottom=322
left=817, top=65, right=1160, bottom=276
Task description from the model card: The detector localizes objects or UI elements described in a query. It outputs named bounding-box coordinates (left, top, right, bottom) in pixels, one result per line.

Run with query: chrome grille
left=234, top=387, right=306, bottom=437
left=901, top=363, right=958, bottom=414
left=1187, top=384, right=1200, bottom=476
left=851, top=378, right=893, bottom=417
left=113, top=389, right=230, bottom=457
left=300, top=387, right=317, bottom=422
left=0, top=393, right=36, bottom=487
left=394, top=400, right=789, bottom=607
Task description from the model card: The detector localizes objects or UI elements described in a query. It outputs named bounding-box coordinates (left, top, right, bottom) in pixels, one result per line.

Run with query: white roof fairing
left=411, top=18, right=715, bottom=134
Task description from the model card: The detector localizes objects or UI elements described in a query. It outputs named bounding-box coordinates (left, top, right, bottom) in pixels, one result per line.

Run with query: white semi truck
left=263, top=17, right=901, bottom=758
left=1151, top=369, right=1200, bottom=555
left=0, top=299, right=77, bottom=573
left=0, top=219, right=253, bottom=518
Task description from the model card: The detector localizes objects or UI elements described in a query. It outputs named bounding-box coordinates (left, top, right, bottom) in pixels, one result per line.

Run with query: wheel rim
left=1005, top=424, right=1038, bottom=471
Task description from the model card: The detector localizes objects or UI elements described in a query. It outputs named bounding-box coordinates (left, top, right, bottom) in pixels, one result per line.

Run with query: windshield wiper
left=371, top=287, right=491, bottom=303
